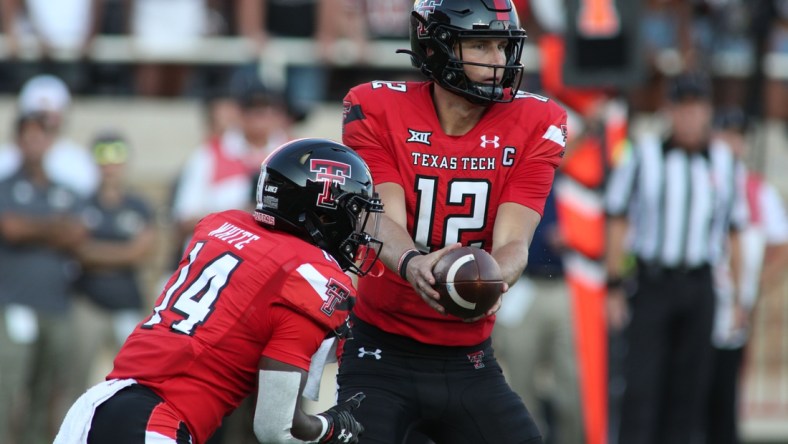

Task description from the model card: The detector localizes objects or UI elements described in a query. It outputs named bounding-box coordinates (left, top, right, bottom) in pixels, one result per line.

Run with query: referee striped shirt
left=605, top=134, right=749, bottom=268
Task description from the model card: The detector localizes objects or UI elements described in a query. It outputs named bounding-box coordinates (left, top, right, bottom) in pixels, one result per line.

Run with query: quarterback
left=337, top=0, right=567, bottom=442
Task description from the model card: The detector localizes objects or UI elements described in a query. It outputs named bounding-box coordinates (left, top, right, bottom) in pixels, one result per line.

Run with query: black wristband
left=398, top=249, right=421, bottom=280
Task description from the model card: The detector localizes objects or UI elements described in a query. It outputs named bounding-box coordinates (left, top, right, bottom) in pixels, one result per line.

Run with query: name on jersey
left=411, top=152, right=497, bottom=170
left=208, top=222, right=260, bottom=250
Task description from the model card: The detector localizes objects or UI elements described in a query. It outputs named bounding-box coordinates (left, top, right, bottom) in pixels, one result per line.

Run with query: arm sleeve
left=500, top=104, right=567, bottom=216
left=261, top=304, right=326, bottom=372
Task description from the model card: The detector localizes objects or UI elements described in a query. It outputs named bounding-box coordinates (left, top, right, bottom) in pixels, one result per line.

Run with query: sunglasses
left=93, top=141, right=129, bottom=165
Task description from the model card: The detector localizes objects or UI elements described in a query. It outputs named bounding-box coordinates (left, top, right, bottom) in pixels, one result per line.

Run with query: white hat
left=18, top=75, right=71, bottom=114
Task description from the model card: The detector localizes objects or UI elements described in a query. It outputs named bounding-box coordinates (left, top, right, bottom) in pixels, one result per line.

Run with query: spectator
left=605, top=72, right=749, bottom=444
left=202, top=89, right=242, bottom=140
left=695, top=0, right=756, bottom=109
left=351, top=0, right=411, bottom=41
left=763, top=1, right=788, bottom=126
left=128, top=0, right=212, bottom=96
left=0, top=112, right=88, bottom=444
left=68, top=131, right=156, bottom=397
left=704, top=107, right=788, bottom=444
left=342, top=0, right=412, bottom=59
left=0, top=0, right=101, bottom=92
left=628, top=0, right=696, bottom=114
left=235, top=0, right=345, bottom=121
left=171, top=76, right=291, bottom=254
left=493, top=187, right=584, bottom=444
left=0, top=74, right=99, bottom=197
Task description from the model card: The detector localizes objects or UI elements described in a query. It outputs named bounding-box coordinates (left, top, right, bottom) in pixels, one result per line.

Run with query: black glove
left=317, top=392, right=365, bottom=444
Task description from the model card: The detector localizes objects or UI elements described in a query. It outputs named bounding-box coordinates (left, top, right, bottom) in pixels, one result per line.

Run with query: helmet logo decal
left=480, top=135, right=500, bottom=149
left=310, top=159, right=352, bottom=209
left=414, top=0, right=444, bottom=37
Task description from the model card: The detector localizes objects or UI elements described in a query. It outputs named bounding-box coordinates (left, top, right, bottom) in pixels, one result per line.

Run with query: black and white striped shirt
left=605, top=134, right=749, bottom=268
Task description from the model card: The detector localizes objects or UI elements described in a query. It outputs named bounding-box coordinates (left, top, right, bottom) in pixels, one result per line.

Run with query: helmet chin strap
left=396, top=49, right=431, bottom=77
left=302, top=214, right=327, bottom=250
left=303, top=214, right=355, bottom=271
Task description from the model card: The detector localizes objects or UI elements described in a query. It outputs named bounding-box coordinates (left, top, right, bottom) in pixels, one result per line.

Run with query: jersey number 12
left=414, top=177, right=490, bottom=249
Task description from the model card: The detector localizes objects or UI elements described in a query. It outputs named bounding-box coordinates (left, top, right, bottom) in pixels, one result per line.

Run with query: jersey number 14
left=142, top=242, right=241, bottom=335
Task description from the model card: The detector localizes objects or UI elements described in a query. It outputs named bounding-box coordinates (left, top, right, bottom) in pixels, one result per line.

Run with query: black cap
left=237, top=86, right=283, bottom=110
left=228, top=68, right=284, bottom=110
left=668, top=72, right=711, bottom=102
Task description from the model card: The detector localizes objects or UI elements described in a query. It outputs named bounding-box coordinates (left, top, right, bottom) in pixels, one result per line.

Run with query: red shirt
left=343, top=81, right=566, bottom=346
left=109, top=210, right=354, bottom=444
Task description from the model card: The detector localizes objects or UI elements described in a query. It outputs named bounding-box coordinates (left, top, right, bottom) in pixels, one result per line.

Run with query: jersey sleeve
left=501, top=102, right=567, bottom=215
left=276, top=259, right=355, bottom=334
left=261, top=304, right=326, bottom=371
left=342, top=86, right=403, bottom=187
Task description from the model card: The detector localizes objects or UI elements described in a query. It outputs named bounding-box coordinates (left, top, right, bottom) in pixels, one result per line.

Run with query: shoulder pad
left=277, top=260, right=355, bottom=333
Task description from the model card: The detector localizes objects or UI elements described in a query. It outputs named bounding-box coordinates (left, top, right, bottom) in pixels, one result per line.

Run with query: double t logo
left=310, top=159, right=352, bottom=209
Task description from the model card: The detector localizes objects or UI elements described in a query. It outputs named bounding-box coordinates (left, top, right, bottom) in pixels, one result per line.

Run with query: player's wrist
left=397, top=249, right=422, bottom=280
left=606, top=275, right=624, bottom=291
left=315, top=413, right=331, bottom=442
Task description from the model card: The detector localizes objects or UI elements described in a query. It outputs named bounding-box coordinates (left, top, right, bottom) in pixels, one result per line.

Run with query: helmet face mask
left=408, top=0, right=527, bottom=104
left=254, top=138, right=384, bottom=276
left=332, top=192, right=383, bottom=276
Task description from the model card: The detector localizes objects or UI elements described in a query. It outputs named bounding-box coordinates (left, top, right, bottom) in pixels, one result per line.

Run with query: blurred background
left=0, top=1, right=786, bottom=443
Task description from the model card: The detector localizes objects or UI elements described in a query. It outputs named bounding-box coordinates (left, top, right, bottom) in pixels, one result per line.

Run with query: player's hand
left=317, top=392, right=365, bottom=443
left=731, top=302, right=751, bottom=334
left=606, top=287, right=630, bottom=332
left=463, top=281, right=509, bottom=323
left=403, top=243, right=463, bottom=315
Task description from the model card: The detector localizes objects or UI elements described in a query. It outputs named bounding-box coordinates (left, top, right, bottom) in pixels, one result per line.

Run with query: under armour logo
left=467, top=350, right=485, bottom=369
left=480, top=135, right=500, bottom=148
left=338, top=430, right=353, bottom=442
left=358, top=347, right=382, bottom=360
left=407, top=129, right=432, bottom=145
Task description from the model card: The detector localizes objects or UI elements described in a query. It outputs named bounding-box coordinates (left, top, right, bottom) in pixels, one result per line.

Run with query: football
left=432, top=247, right=504, bottom=319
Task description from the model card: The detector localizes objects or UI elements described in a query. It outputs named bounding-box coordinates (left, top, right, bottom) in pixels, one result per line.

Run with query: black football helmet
left=403, top=0, right=527, bottom=104
left=254, top=138, right=384, bottom=275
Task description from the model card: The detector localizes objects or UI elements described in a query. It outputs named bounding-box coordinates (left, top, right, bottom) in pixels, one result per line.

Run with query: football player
left=55, top=138, right=383, bottom=444
left=337, top=0, right=566, bottom=442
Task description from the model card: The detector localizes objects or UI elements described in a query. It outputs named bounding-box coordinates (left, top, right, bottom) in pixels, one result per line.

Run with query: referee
left=604, top=72, right=749, bottom=444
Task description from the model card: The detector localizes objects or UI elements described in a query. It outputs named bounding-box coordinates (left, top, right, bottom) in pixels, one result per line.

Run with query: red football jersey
left=109, top=210, right=354, bottom=444
left=343, top=81, right=566, bottom=346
